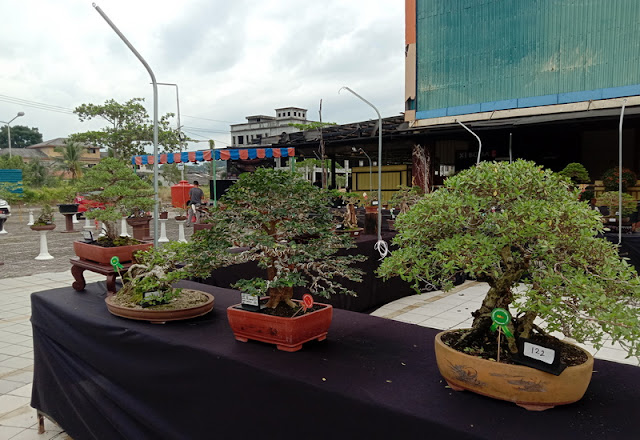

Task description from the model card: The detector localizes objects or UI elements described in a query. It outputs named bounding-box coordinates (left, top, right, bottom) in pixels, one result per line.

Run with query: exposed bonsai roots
left=265, top=287, right=296, bottom=309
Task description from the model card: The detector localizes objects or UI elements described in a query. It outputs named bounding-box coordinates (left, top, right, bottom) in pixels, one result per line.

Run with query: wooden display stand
left=70, top=257, right=133, bottom=294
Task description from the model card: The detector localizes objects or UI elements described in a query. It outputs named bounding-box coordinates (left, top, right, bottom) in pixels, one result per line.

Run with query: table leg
left=37, top=411, right=45, bottom=434
left=71, top=265, right=86, bottom=291
left=106, top=273, right=118, bottom=295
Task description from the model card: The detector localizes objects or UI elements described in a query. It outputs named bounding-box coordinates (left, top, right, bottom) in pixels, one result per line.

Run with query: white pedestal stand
left=176, top=220, right=187, bottom=243
left=158, top=218, right=169, bottom=243
left=120, top=217, right=131, bottom=237
left=35, top=230, right=54, bottom=260
left=98, top=222, right=106, bottom=238
left=84, top=218, right=93, bottom=230
left=27, top=210, right=34, bottom=226
left=0, top=224, right=6, bottom=234
left=72, top=214, right=79, bottom=224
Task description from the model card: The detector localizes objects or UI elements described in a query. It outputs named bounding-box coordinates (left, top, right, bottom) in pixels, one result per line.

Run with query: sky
left=0, top=0, right=405, bottom=152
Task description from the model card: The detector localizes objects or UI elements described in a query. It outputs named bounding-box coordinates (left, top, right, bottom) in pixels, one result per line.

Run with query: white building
left=230, top=107, right=311, bottom=146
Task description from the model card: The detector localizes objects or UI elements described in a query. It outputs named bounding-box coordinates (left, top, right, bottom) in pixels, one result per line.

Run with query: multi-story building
left=230, top=107, right=310, bottom=147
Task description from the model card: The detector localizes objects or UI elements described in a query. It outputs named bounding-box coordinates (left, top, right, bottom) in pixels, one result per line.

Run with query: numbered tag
left=523, top=342, right=555, bottom=365
left=302, top=294, right=314, bottom=310
left=241, top=293, right=259, bottom=307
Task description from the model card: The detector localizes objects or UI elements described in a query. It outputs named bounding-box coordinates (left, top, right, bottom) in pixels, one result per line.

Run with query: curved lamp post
left=1, top=112, right=25, bottom=158
left=339, top=86, right=387, bottom=258
left=93, top=3, right=159, bottom=248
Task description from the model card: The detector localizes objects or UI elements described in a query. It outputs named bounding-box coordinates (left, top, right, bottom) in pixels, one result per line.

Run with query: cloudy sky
left=0, top=0, right=405, bottom=151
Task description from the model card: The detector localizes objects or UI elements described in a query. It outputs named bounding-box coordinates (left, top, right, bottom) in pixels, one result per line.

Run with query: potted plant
left=378, top=160, right=640, bottom=410
left=334, top=192, right=363, bottom=237
left=74, top=158, right=155, bottom=264
left=601, top=167, right=637, bottom=192
left=188, top=168, right=365, bottom=351
left=558, top=163, right=593, bottom=203
left=387, top=185, right=424, bottom=229
left=104, top=242, right=215, bottom=323
left=596, top=191, right=637, bottom=228
left=30, top=205, right=56, bottom=231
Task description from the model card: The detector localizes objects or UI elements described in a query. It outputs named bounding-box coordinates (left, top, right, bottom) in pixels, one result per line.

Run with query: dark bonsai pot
left=58, top=204, right=79, bottom=214
left=126, top=216, right=152, bottom=241
left=30, top=224, right=56, bottom=231
left=73, top=241, right=153, bottom=265
left=159, top=211, right=168, bottom=219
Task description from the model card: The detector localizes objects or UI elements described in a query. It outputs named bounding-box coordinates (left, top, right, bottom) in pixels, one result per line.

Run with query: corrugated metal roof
left=415, top=0, right=640, bottom=115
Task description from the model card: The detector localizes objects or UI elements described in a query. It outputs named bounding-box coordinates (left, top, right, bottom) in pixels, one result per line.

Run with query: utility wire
left=182, top=114, right=234, bottom=123
left=0, top=94, right=75, bottom=115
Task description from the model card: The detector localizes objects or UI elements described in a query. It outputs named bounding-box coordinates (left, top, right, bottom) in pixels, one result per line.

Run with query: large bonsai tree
left=378, top=160, right=640, bottom=357
left=78, top=158, right=154, bottom=241
left=188, top=168, right=365, bottom=309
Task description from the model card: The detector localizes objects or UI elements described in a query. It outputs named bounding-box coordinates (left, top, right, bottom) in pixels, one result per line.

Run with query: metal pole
left=156, top=82, right=183, bottom=178
left=456, top=120, right=482, bottom=164
left=359, top=148, right=373, bottom=194
left=339, top=86, right=387, bottom=257
left=94, top=3, right=159, bottom=248
left=509, top=132, right=513, bottom=163
left=3, top=113, right=24, bottom=158
left=618, top=99, right=627, bottom=245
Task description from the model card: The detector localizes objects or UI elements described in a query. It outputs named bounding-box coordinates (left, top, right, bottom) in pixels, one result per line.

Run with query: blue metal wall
left=415, top=0, right=640, bottom=119
left=0, top=169, right=23, bottom=194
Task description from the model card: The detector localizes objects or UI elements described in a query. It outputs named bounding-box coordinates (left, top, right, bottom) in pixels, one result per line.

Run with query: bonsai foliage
left=117, top=242, right=192, bottom=307
left=378, top=160, right=640, bottom=357
left=389, top=185, right=424, bottom=214
left=558, top=162, right=590, bottom=184
left=78, top=158, right=154, bottom=241
left=189, top=168, right=365, bottom=309
left=33, top=205, right=54, bottom=226
left=602, top=167, right=637, bottom=192
left=596, top=191, right=637, bottom=217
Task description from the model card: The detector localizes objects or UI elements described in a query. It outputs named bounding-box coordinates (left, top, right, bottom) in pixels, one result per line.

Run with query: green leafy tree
left=0, top=155, right=25, bottom=170
left=187, top=168, right=365, bottom=309
left=0, top=125, right=43, bottom=149
left=160, top=163, right=182, bottom=186
left=54, top=141, right=85, bottom=181
left=378, top=160, right=640, bottom=358
left=558, top=162, right=590, bottom=184
left=78, top=158, right=154, bottom=241
left=24, top=158, right=49, bottom=187
left=69, top=98, right=184, bottom=160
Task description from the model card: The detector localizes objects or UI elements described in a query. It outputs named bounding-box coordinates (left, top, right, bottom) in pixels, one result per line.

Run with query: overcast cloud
left=0, top=0, right=404, bottom=151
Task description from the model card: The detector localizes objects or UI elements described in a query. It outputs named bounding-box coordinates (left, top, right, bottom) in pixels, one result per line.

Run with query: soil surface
left=234, top=301, right=324, bottom=318
left=442, top=329, right=588, bottom=367
left=109, top=289, right=210, bottom=310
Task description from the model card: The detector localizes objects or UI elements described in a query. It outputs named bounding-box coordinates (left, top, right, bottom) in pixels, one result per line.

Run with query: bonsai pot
left=434, top=330, right=594, bottom=411
left=387, top=219, right=395, bottom=230
left=227, top=300, right=333, bottom=352
left=105, top=291, right=214, bottom=324
left=58, top=204, right=79, bottom=214
left=365, top=206, right=378, bottom=214
left=126, top=216, right=152, bottom=241
left=30, top=224, right=56, bottom=231
left=175, top=215, right=187, bottom=221
left=73, top=241, right=153, bottom=265
left=193, top=223, right=213, bottom=233
left=159, top=211, right=168, bottom=219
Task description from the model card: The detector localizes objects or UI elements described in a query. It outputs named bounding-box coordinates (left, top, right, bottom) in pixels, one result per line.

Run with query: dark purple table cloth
left=31, top=280, right=639, bottom=440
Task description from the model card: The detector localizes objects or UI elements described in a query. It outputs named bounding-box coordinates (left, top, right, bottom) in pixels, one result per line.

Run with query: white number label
left=241, top=293, right=258, bottom=306
left=523, top=342, right=555, bottom=365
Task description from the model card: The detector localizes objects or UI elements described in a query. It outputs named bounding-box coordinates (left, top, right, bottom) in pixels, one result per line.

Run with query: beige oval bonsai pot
left=434, top=330, right=594, bottom=411
left=105, top=292, right=214, bottom=324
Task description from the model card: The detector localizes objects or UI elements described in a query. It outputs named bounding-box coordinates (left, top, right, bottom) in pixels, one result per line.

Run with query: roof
left=0, top=148, right=48, bottom=159
left=26, top=138, right=95, bottom=149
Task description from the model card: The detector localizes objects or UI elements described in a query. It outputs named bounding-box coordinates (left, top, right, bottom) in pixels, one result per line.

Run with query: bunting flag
left=131, top=148, right=296, bottom=166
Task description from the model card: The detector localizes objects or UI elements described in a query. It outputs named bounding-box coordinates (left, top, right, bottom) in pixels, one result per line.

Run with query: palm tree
left=54, top=141, right=85, bottom=181
left=26, top=158, right=48, bottom=187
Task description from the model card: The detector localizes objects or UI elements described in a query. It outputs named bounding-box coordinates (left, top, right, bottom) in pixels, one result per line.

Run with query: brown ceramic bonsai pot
left=227, top=300, right=333, bottom=352
left=364, top=206, right=378, bottom=214
left=105, top=292, right=214, bottom=324
left=175, top=215, right=187, bottom=221
left=73, top=241, right=153, bottom=265
left=30, top=224, right=56, bottom=231
left=193, top=223, right=213, bottom=233
left=159, top=211, right=168, bottom=219
left=126, top=216, right=152, bottom=241
left=434, top=330, right=594, bottom=411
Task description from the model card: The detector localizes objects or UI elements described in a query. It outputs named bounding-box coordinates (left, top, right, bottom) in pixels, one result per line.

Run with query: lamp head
left=17, top=112, right=24, bottom=117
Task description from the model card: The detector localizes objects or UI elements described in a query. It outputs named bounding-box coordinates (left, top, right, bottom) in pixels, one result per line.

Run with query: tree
left=0, top=155, right=25, bottom=170
left=54, top=141, right=85, bottom=181
left=378, top=160, right=640, bottom=358
left=160, top=164, right=182, bottom=186
left=69, top=98, right=185, bottom=160
left=0, top=125, right=43, bottom=149
left=24, top=158, right=49, bottom=187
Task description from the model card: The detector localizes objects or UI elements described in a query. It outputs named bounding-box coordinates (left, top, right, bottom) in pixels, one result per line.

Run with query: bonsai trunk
left=264, top=263, right=296, bottom=309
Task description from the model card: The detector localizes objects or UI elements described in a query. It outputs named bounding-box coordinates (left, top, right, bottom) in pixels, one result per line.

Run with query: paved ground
left=0, top=210, right=637, bottom=439
left=0, top=208, right=196, bottom=279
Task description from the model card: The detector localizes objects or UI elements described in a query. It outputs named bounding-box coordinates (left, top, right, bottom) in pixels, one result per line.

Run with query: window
left=265, top=132, right=268, bottom=137
left=232, top=136, right=236, bottom=145
left=238, top=135, right=244, bottom=144
left=294, top=112, right=297, bottom=116
left=288, top=112, right=291, bottom=116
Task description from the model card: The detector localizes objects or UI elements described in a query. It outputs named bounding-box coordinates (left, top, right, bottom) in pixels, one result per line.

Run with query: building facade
left=230, top=107, right=311, bottom=146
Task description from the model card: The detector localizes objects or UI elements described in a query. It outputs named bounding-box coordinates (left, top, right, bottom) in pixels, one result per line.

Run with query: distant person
left=186, top=181, right=204, bottom=226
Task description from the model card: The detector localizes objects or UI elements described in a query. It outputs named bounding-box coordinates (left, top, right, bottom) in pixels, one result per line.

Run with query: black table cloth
left=30, top=281, right=639, bottom=440
left=197, top=232, right=417, bottom=313
left=602, top=232, right=640, bottom=273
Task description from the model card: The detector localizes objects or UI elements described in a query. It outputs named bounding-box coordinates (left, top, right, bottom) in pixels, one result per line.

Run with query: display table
left=197, top=232, right=417, bottom=313
left=31, top=281, right=640, bottom=440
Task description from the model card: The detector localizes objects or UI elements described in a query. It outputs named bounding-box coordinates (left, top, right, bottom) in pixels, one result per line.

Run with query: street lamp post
left=2, top=112, right=25, bottom=158
left=359, top=148, right=373, bottom=195
left=156, top=82, right=184, bottom=179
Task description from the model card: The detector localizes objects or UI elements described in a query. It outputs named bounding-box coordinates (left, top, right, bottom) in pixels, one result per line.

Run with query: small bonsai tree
left=78, top=158, right=154, bottom=242
left=601, top=167, right=637, bottom=192
left=596, top=191, right=637, bottom=218
left=33, top=205, right=55, bottom=226
left=388, top=185, right=424, bottom=215
left=378, top=160, right=640, bottom=358
left=188, top=168, right=365, bottom=310
left=558, top=162, right=590, bottom=184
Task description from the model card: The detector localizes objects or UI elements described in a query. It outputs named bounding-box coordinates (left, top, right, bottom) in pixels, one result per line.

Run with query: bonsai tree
left=558, top=162, right=590, bottom=184
left=388, top=185, right=424, bottom=215
left=596, top=191, right=637, bottom=218
left=78, top=158, right=154, bottom=242
left=378, top=160, right=640, bottom=358
left=33, top=205, right=55, bottom=226
left=601, top=167, right=637, bottom=192
left=188, top=168, right=365, bottom=310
